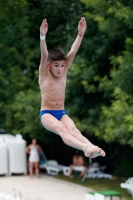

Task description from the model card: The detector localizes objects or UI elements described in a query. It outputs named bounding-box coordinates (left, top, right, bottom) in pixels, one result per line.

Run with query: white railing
left=0, top=189, right=22, bottom=200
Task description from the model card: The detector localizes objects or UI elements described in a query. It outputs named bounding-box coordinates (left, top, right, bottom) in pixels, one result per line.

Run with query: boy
left=39, top=17, right=105, bottom=158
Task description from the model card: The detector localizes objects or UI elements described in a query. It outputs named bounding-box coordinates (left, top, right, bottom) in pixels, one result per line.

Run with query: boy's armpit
left=39, top=60, right=47, bottom=76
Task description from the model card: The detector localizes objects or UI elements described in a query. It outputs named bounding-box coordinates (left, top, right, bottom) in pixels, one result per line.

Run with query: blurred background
left=0, top=0, right=133, bottom=178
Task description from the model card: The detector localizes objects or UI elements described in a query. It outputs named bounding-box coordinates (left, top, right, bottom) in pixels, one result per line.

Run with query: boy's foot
left=84, top=145, right=105, bottom=158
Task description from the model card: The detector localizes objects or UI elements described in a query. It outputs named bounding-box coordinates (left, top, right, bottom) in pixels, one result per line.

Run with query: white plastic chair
left=39, top=152, right=66, bottom=175
left=82, top=165, right=112, bottom=181
left=63, top=166, right=86, bottom=176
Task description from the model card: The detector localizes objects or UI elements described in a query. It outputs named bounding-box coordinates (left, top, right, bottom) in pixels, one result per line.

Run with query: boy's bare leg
left=60, top=115, right=105, bottom=158
left=41, top=114, right=104, bottom=157
left=41, top=114, right=89, bottom=152
left=60, top=115, right=93, bottom=145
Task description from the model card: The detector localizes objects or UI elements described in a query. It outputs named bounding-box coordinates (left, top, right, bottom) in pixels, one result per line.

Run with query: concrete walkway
left=0, top=175, right=123, bottom=200
left=0, top=175, right=92, bottom=200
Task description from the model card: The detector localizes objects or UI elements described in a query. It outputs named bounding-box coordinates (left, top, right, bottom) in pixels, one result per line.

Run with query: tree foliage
left=0, top=0, right=85, bottom=137
left=68, top=0, right=133, bottom=175
left=1, top=0, right=133, bottom=145
left=65, top=0, right=133, bottom=147
left=1, top=0, right=133, bottom=176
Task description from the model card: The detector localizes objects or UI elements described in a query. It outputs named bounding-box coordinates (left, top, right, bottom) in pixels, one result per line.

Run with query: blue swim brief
left=40, top=110, right=66, bottom=121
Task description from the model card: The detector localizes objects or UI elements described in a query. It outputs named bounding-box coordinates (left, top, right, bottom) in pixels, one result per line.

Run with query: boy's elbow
left=41, top=54, right=48, bottom=60
left=41, top=53, right=48, bottom=58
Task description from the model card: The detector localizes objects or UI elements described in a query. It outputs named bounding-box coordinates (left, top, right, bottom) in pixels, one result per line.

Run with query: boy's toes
left=100, top=149, right=106, bottom=157
left=97, top=147, right=102, bottom=153
left=84, top=145, right=106, bottom=158
left=92, top=146, right=101, bottom=152
left=89, top=147, right=106, bottom=158
left=94, top=146, right=105, bottom=156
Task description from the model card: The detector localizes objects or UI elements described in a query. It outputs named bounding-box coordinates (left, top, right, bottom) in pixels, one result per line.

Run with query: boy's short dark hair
left=48, top=49, right=66, bottom=63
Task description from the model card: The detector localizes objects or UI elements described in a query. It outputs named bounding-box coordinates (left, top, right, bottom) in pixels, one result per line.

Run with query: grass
left=55, top=174, right=133, bottom=200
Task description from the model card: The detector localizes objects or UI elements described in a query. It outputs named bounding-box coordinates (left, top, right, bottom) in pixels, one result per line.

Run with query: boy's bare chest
left=41, top=76, right=66, bottom=91
left=48, top=78, right=66, bottom=87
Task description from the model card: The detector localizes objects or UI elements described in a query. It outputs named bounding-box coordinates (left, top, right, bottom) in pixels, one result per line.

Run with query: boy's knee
left=69, top=126, right=76, bottom=132
left=63, top=131, right=71, bottom=140
left=57, top=126, right=69, bottom=135
left=71, top=128, right=81, bottom=136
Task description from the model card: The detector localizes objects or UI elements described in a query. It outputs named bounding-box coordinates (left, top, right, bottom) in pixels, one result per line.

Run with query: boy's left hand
left=78, top=17, right=87, bottom=36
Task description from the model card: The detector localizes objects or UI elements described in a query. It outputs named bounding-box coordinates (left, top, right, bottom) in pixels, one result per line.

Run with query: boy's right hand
left=78, top=17, right=86, bottom=36
left=40, top=19, right=48, bottom=36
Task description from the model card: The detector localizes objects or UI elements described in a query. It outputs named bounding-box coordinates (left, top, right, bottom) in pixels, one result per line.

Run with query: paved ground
left=0, top=175, right=123, bottom=200
left=0, top=175, right=92, bottom=200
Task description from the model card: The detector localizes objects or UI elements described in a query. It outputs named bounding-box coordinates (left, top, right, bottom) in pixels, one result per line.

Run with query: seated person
left=68, top=152, right=88, bottom=178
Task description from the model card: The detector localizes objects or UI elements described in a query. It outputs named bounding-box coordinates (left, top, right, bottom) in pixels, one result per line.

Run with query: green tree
left=0, top=0, right=33, bottom=128
left=0, top=0, right=85, bottom=137
left=65, top=0, right=133, bottom=147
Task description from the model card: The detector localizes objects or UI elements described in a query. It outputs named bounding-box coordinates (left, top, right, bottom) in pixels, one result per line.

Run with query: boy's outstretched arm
left=39, top=19, right=48, bottom=76
left=65, top=17, right=87, bottom=70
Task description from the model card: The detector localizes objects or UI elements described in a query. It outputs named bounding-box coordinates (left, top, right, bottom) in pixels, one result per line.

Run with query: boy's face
left=48, top=60, right=65, bottom=77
